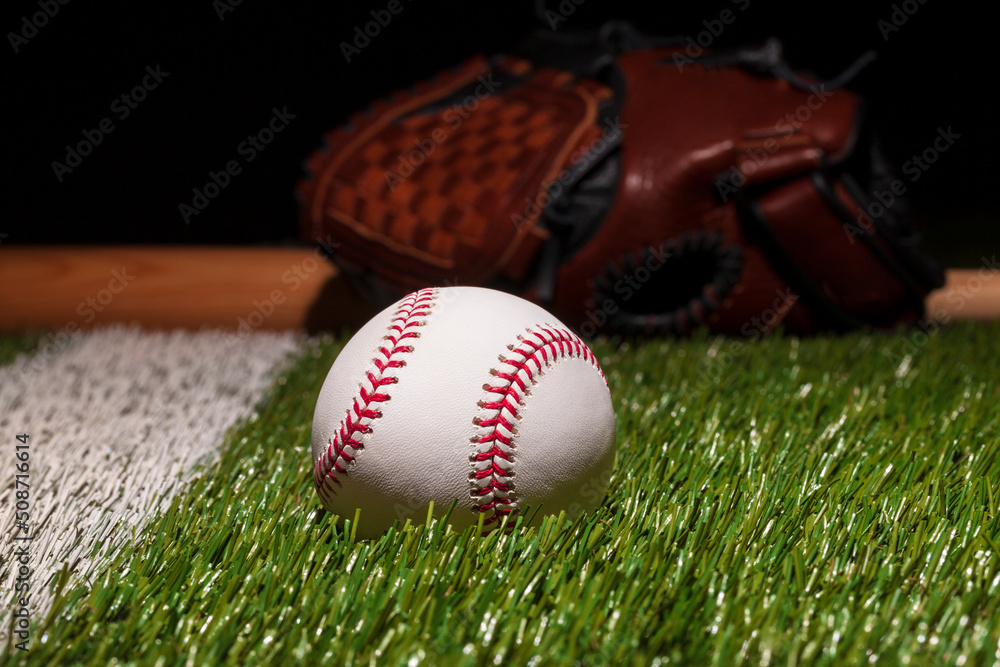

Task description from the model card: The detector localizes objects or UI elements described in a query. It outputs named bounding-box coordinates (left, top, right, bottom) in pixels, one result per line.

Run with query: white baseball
left=311, top=286, right=616, bottom=538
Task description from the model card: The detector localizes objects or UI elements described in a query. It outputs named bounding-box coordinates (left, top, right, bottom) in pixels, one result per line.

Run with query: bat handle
left=926, top=268, right=1000, bottom=322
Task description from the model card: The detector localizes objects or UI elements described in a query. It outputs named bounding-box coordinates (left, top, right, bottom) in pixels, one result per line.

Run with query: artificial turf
left=0, top=334, right=39, bottom=367
left=5, top=322, right=1000, bottom=666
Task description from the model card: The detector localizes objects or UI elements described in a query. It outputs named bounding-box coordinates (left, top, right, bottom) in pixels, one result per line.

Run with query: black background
left=6, top=0, right=996, bottom=266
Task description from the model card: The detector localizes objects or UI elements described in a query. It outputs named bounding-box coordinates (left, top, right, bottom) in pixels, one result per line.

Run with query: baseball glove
left=297, top=21, right=944, bottom=336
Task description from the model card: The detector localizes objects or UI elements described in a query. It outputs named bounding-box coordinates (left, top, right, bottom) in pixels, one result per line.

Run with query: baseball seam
left=469, top=326, right=606, bottom=528
left=313, top=288, right=436, bottom=504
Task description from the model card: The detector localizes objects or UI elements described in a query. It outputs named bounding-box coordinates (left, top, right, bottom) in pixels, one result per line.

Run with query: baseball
left=311, top=286, right=616, bottom=538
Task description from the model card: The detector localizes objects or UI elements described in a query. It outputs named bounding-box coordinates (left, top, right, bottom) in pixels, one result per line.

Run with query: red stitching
left=314, top=289, right=436, bottom=503
left=469, top=327, right=606, bottom=528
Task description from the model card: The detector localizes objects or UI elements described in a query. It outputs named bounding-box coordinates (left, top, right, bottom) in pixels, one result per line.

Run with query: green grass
left=0, top=332, right=40, bottom=366
left=7, top=323, right=1000, bottom=665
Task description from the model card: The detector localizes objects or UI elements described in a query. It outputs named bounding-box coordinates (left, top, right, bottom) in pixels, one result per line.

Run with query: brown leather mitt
left=297, top=22, right=944, bottom=336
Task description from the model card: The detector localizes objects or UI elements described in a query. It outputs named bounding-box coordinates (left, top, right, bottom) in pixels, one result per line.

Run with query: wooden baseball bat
left=0, top=246, right=996, bottom=331
left=0, top=246, right=373, bottom=333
